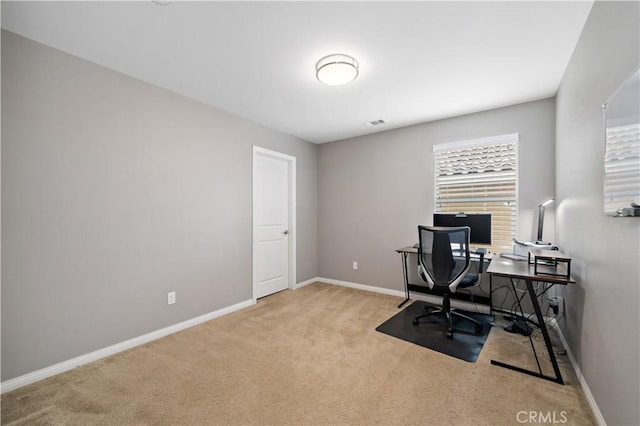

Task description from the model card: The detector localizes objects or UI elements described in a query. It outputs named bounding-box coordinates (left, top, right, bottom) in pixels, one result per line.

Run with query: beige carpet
left=2, top=283, right=595, bottom=425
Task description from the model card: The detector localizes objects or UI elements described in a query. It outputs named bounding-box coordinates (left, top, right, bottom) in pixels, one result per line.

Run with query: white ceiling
left=2, top=1, right=594, bottom=144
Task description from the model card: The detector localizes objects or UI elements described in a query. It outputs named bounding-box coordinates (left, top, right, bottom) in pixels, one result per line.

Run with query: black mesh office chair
left=413, top=225, right=485, bottom=339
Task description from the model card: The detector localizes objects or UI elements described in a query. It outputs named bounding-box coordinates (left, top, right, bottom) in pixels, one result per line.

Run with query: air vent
left=365, top=119, right=386, bottom=127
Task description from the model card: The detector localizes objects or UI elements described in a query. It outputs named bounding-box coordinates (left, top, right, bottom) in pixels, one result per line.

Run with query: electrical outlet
left=548, top=296, right=562, bottom=315
left=352, top=261, right=358, bottom=270
left=168, top=291, right=176, bottom=305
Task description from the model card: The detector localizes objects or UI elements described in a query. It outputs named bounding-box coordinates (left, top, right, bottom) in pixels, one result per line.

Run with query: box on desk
left=512, top=240, right=557, bottom=258
left=528, top=248, right=572, bottom=281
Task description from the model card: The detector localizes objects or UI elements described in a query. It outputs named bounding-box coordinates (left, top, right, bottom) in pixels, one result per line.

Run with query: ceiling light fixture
left=315, top=54, right=359, bottom=86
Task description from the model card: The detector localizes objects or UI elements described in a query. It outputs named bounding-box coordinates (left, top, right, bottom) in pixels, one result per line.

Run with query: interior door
left=253, top=149, right=291, bottom=299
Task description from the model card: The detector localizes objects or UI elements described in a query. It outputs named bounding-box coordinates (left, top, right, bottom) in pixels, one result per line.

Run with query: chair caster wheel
left=446, top=331, right=453, bottom=339
left=412, top=318, right=419, bottom=325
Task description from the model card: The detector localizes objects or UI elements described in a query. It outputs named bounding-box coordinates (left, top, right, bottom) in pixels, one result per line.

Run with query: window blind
left=604, top=123, right=640, bottom=213
left=434, top=135, right=518, bottom=253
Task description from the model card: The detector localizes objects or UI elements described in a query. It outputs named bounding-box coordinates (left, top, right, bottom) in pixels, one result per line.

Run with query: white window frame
left=433, top=133, right=519, bottom=253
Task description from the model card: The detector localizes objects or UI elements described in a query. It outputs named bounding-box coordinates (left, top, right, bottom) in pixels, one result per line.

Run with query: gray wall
left=555, top=2, right=639, bottom=425
left=318, top=98, right=556, bottom=291
left=1, top=31, right=318, bottom=381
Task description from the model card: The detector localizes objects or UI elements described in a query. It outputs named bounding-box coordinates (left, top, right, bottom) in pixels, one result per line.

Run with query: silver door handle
left=283, top=229, right=289, bottom=235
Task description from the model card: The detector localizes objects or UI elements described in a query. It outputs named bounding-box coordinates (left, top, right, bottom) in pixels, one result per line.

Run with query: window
left=433, top=134, right=518, bottom=253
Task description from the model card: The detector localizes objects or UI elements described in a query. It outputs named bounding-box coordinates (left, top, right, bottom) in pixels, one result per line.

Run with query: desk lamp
left=536, top=199, right=554, bottom=245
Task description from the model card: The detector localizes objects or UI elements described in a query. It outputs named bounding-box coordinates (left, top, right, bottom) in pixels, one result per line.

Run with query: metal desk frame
left=486, top=256, right=575, bottom=385
left=395, top=246, right=491, bottom=309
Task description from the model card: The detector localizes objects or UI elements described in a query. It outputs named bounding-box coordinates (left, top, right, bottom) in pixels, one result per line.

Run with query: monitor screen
left=433, top=213, right=492, bottom=245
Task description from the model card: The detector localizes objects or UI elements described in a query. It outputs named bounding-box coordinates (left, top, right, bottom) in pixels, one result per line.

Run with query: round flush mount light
left=315, top=54, right=359, bottom=86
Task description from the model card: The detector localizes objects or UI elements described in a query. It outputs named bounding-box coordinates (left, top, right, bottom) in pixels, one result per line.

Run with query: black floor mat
left=376, top=301, right=493, bottom=362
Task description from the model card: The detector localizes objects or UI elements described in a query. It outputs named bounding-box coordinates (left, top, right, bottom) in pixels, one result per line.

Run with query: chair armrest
left=474, top=248, right=487, bottom=273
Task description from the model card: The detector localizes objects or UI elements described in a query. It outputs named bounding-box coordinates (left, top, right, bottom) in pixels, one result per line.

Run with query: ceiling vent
left=365, top=119, right=386, bottom=127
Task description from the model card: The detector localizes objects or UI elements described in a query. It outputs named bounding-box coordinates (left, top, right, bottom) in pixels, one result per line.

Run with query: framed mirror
left=602, top=67, right=640, bottom=216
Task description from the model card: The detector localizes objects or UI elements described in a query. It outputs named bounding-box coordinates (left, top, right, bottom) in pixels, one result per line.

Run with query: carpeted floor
left=1, top=283, right=595, bottom=425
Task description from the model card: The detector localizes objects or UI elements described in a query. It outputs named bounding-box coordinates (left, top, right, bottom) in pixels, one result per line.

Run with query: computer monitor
left=433, top=213, right=492, bottom=245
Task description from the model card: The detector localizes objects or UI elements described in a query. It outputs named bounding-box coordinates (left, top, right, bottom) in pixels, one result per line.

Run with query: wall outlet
left=352, top=261, right=358, bottom=270
left=549, top=296, right=562, bottom=315
left=168, top=291, right=176, bottom=305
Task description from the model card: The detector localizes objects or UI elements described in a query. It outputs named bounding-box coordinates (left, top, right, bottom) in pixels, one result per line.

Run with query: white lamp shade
left=316, top=54, right=359, bottom=86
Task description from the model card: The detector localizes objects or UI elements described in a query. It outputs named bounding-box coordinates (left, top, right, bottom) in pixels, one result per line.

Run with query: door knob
left=283, top=229, right=289, bottom=235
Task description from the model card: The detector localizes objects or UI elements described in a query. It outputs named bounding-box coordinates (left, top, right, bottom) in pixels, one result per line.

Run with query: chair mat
left=375, top=301, right=493, bottom=362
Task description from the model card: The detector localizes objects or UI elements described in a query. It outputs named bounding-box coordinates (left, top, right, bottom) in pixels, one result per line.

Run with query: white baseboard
left=3, top=279, right=326, bottom=393
left=317, top=277, right=406, bottom=298
left=317, top=277, right=490, bottom=314
left=0, top=298, right=255, bottom=394
left=293, top=277, right=318, bottom=290
left=550, top=321, right=606, bottom=426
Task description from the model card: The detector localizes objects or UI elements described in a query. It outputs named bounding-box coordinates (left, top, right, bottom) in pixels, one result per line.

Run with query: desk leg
left=489, top=274, right=493, bottom=315
left=526, top=279, right=564, bottom=384
left=491, top=278, right=564, bottom=385
left=398, top=252, right=411, bottom=308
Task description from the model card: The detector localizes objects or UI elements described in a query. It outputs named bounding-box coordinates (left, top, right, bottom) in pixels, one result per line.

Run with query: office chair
left=413, top=225, right=485, bottom=339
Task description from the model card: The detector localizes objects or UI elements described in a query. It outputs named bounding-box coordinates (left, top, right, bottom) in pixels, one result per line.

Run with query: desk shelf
left=528, top=249, right=572, bottom=282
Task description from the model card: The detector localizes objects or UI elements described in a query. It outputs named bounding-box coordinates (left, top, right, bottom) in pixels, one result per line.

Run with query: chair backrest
left=417, top=225, right=472, bottom=292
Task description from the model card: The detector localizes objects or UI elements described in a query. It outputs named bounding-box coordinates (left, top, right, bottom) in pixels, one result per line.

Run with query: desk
left=395, top=246, right=492, bottom=309
left=487, top=256, right=575, bottom=384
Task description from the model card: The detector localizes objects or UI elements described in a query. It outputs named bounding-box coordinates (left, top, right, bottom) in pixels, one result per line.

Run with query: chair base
left=412, top=297, right=483, bottom=339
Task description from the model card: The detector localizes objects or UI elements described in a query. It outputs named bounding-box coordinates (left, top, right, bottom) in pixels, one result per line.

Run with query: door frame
left=252, top=146, right=296, bottom=301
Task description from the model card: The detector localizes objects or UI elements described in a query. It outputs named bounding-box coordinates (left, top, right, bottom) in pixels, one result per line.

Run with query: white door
left=253, top=147, right=296, bottom=299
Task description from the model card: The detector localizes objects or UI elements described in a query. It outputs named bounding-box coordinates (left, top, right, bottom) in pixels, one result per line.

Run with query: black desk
left=395, top=246, right=492, bottom=309
left=487, top=256, right=575, bottom=385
